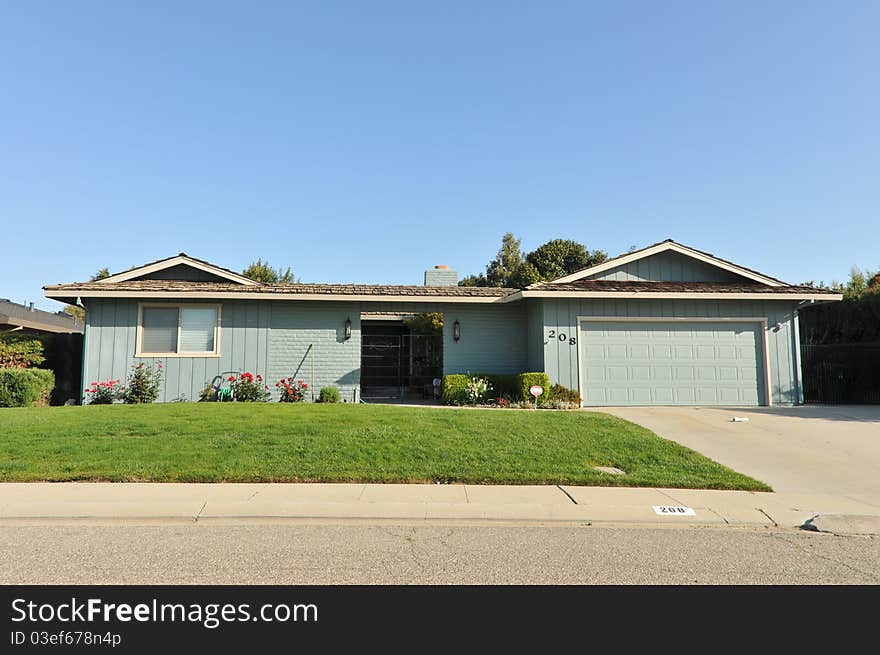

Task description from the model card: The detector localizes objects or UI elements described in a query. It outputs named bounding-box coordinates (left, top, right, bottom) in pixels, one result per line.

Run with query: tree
left=92, top=268, right=110, bottom=281
left=404, top=312, right=443, bottom=335
left=242, top=259, right=295, bottom=285
left=485, top=233, right=525, bottom=287
left=461, top=234, right=608, bottom=288
left=525, top=239, right=607, bottom=280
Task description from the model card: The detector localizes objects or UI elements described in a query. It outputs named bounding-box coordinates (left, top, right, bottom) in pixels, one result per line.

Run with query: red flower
left=256, top=375, right=262, bottom=381
left=229, top=376, right=236, bottom=381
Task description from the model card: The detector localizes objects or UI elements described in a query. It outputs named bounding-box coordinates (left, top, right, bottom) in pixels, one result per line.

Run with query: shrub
left=0, top=368, right=54, bottom=407
left=441, top=374, right=470, bottom=405
left=229, top=372, right=270, bottom=402
left=477, top=373, right=518, bottom=399
left=318, top=386, right=340, bottom=403
left=84, top=379, right=121, bottom=404
left=121, top=362, right=164, bottom=404
left=548, top=383, right=581, bottom=405
left=466, top=376, right=492, bottom=404
left=0, top=334, right=45, bottom=368
left=277, top=377, right=308, bottom=402
left=517, top=372, right=550, bottom=404
left=199, top=384, right=216, bottom=402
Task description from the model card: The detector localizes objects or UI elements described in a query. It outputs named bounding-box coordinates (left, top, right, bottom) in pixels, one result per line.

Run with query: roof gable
left=536, top=240, right=786, bottom=288
left=98, top=254, right=260, bottom=286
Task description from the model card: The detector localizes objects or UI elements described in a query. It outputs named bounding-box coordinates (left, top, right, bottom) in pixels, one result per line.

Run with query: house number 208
left=547, top=330, right=577, bottom=346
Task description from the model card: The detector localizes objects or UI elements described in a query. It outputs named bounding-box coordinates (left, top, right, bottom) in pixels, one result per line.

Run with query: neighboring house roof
left=0, top=299, right=83, bottom=334
left=43, top=280, right=517, bottom=304
left=98, top=253, right=260, bottom=286
left=532, top=239, right=789, bottom=288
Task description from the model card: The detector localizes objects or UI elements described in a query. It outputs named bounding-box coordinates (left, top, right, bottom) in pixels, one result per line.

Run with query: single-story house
left=44, top=240, right=841, bottom=407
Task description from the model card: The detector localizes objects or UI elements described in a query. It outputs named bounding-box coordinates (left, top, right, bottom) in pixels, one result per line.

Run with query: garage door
left=579, top=320, right=766, bottom=406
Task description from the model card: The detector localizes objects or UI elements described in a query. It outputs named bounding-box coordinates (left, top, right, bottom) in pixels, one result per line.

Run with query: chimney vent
left=424, top=266, right=457, bottom=286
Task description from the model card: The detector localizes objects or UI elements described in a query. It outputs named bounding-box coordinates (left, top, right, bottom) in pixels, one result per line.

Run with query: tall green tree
left=242, top=259, right=295, bottom=285
left=525, top=239, right=607, bottom=280
left=460, top=234, right=607, bottom=288
left=485, top=233, right=525, bottom=287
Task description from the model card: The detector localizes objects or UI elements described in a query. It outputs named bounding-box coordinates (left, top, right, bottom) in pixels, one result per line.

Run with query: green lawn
left=0, top=404, right=770, bottom=490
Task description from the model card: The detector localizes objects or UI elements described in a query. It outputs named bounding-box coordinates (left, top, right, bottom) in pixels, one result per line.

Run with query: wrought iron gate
left=360, top=333, right=442, bottom=400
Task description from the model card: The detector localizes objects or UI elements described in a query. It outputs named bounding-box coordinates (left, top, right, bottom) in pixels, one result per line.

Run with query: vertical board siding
left=526, top=300, right=544, bottom=371
left=539, top=298, right=802, bottom=405
left=586, top=251, right=746, bottom=283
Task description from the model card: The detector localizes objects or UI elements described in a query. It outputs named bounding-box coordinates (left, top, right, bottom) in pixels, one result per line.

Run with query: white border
left=136, top=303, right=222, bottom=358
left=100, top=256, right=260, bottom=286
left=574, top=316, right=772, bottom=407
left=539, top=242, right=785, bottom=287
left=508, top=290, right=841, bottom=301
left=48, top=290, right=509, bottom=303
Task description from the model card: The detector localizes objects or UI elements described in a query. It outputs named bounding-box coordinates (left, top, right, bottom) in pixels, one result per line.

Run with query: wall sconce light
left=344, top=317, right=352, bottom=340
left=773, top=322, right=783, bottom=332
left=453, top=320, right=460, bottom=342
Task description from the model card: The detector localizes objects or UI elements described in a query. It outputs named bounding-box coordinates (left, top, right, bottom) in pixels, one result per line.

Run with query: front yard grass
left=0, top=404, right=770, bottom=490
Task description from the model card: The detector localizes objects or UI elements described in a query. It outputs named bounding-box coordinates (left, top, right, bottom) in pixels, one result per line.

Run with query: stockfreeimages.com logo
left=11, top=597, right=318, bottom=630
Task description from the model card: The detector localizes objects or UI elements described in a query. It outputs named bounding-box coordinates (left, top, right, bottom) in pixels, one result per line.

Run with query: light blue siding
left=442, top=303, right=527, bottom=374
left=83, top=299, right=358, bottom=402
left=82, top=298, right=526, bottom=402
left=361, top=301, right=528, bottom=374
left=586, top=251, right=747, bottom=283
left=526, top=300, right=544, bottom=371
left=540, top=298, right=802, bottom=405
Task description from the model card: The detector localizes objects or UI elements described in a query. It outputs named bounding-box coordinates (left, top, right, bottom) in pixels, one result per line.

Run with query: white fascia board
left=519, top=290, right=842, bottom=301
left=43, top=290, right=510, bottom=303
left=540, top=242, right=785, bottom=287
left=98, top=256, right=260, bottom=286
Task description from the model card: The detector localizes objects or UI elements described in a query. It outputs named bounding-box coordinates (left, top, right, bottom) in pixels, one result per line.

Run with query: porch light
left=344, top=317, right=352, bottom=340
left=453, top=320, right=460, bottom=342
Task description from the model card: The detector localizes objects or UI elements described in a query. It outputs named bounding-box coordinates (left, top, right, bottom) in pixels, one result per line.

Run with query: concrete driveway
left=598, top=405, right=880, bottom=507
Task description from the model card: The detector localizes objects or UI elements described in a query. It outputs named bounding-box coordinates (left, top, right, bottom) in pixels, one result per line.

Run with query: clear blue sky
left=1, top=1, right=877, bottom=311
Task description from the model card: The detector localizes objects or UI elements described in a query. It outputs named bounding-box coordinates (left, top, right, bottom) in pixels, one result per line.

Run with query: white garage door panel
left=579, top=321, right=766, bottom=407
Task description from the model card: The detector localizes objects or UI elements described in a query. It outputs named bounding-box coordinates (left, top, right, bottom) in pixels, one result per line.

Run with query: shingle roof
left=43, top=280, right=516, bottom=298
left=531, top=280, right=839, bottom=294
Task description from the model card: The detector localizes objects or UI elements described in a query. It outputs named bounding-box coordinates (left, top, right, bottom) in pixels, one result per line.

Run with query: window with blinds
left=138, top=305, right=219, bottom=355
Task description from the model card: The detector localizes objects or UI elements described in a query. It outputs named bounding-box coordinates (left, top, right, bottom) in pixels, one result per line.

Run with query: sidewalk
left=2, top=483, right=879, bottom=533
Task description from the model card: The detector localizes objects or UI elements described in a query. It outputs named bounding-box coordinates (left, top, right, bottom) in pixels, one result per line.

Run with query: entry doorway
left=360, top=314, right=443, bottom=402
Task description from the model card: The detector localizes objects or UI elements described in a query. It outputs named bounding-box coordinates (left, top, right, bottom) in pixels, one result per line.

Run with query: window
left=138, top=304, right=220, bottom=356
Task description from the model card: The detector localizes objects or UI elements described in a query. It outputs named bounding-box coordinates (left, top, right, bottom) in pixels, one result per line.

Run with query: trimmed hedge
left=318, top=386, right=340, bottom=403
left=442, top=371, right=551, bottom=405
left=0, top=368, right=55, bottom=407
left=442, top=374, right=471, bottom=405
left=518, top=372, right=550, bottom=404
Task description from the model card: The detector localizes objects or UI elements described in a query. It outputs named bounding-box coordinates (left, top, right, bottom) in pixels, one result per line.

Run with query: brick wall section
left=267, top=301, right=361, bottom=402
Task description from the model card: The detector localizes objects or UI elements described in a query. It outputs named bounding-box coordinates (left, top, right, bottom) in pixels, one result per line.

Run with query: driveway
left=598, top=406, right=880, bottom=507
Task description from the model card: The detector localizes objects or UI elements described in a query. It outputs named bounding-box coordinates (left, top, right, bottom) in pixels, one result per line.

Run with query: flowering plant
left=465, top=376, right=492, bottom=405
left=276, top=377, right=308, bottom=402
left=121, top=361, right=163, bottom=404
left=84, top=379, right=121, bottom=404
left=493, top=397, right=510, bottom=408
left=229, top=372, right=270, bottom=402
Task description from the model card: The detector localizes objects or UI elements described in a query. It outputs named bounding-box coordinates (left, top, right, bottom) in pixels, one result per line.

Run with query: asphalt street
left=1, top=521, right=877, bottom=584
